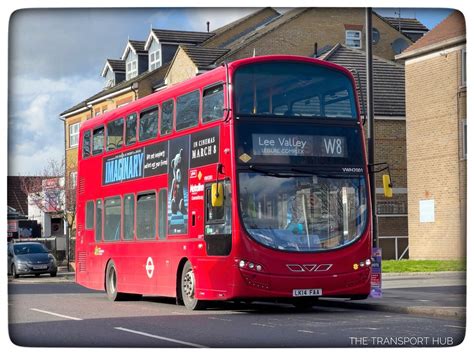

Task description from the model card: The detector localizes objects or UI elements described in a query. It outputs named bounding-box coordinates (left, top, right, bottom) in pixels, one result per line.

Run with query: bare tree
left=20, top=158, right=77, bottom=270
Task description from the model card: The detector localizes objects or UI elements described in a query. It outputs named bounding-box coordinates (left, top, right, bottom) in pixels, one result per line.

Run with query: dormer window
left=345, top=30, right=362, bottom=48
left=126, top=60, right=138, bottom=80
left=150, top=50, right=161, bottom=71
left=148, top=40, right=162, bottom=71
left=101, top=59, right=126, bottom=87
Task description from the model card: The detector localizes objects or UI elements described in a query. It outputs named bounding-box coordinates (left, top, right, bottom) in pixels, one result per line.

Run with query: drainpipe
left=366, top=8, right=378, bottom=248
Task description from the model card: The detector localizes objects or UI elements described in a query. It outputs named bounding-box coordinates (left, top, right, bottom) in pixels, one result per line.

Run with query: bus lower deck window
left=136, top=193, right=156, bottom=239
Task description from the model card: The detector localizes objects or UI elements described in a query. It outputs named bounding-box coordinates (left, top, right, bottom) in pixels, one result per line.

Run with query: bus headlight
left=236, top=259, right=263, bottom=272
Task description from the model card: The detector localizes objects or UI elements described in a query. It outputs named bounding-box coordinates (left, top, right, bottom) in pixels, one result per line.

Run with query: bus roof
left=80, top=54, right=355, bottom=132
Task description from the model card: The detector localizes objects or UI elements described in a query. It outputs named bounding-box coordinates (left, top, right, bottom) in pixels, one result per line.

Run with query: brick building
left=60, top=8, right=427, bottom=256
left=166, top=8, right=418, bottom=85
left=396, top=11, right=466, bottom=260
left=319, top=44, right=408, bottom=259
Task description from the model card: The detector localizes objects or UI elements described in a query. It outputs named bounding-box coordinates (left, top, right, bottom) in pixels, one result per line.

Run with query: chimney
left=206, top=21, right=210, bottom=33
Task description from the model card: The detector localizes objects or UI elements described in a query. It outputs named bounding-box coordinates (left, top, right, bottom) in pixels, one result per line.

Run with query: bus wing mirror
left=383, top=174, right=393, bottom=198
left=211, top=183, right=224, bottom=207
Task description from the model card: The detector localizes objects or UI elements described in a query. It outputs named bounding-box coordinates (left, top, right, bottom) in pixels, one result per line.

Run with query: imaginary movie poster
left=168, top=135, right=190, bottom=235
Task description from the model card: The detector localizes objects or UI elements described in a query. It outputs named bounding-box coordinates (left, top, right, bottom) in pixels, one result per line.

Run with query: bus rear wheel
left=105, top=261, right=129, bottom=301
left=181, top=261, right=206, bottom=310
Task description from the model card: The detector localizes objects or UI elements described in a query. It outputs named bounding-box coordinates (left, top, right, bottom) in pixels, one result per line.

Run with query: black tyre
left=34, top=273, right=41, bottom=277
left=50, top=272, right=57, bottom=277
left=105, top=261, right=127, bottom=301
left=12, top=265, right=19, bottom=279
left=180, top=261, right=206, bottom=310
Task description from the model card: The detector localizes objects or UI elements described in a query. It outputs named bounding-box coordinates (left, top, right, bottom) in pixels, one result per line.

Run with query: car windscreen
left=13, top=244, right=48, bottom=255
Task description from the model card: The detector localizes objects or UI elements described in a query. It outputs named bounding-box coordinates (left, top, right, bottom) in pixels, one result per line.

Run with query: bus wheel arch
left=176, top=258, right=188, bottom=305
left=178, top=259, right=207, bottom=310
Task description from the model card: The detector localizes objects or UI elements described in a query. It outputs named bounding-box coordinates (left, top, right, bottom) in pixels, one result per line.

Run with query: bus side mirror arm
left=368, top=162, right=393, bottom=198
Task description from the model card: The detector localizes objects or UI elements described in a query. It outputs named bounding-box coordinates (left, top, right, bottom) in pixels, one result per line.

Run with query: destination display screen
left=236, top=121, right=363, bottom=167
left=252, top=134, right=347, bottom=158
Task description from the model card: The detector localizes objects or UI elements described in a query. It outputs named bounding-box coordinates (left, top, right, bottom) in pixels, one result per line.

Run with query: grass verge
left=382, top=259, right=466, bottom=273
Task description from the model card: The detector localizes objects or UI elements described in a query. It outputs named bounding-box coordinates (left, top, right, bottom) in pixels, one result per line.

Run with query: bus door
left=203, top=179, right=232, bottom=256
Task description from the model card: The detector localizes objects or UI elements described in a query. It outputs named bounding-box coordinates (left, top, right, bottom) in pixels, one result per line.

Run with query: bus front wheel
left=181, top=261, right=206, bottom=310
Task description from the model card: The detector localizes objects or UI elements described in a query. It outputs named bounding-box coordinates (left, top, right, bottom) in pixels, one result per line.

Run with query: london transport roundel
left=146, top=257, right=155, bottom=278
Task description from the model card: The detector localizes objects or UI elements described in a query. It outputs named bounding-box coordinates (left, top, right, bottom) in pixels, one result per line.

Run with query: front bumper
left=15, top=263, right=57, bottom=275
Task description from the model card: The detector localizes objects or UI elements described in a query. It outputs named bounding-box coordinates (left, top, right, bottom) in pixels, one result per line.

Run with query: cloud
left=7, top=8, right=265, bottom=176
left=8, top=75, right=103, bottom=176
left=9, top=143, right=64, bottom=176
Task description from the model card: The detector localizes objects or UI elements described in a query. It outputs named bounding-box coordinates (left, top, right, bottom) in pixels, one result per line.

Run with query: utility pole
left=366, top=8, right=378, bottom=247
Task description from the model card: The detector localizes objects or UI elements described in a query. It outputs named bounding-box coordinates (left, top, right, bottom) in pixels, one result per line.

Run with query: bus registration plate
left=292, top=288, right=322, bottom=297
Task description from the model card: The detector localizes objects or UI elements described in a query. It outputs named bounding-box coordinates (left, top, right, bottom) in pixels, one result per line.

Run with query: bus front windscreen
left=236, top=123, right=368, bottom=252
left=233, top=61, right=357, bottom=119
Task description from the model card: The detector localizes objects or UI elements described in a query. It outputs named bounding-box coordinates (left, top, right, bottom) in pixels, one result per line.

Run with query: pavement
left=14, top=267, right=467, bottom=320
left=318, top=271, right=466, bottom=320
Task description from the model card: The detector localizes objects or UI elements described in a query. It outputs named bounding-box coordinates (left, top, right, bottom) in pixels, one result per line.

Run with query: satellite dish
left=392, top=38, right=409, bottom=54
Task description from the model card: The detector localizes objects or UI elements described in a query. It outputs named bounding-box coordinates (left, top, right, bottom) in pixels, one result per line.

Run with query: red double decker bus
left=75, top=55, right=372, bottom=310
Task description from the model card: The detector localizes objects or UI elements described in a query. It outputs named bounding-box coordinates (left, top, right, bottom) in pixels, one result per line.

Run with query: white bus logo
left=146, top=257, right=155, bottom=278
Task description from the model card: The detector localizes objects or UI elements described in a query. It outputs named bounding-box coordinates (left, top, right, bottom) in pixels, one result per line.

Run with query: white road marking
left=208, top=316, right=232, bottom=322
left=114, top=327, right=207, bottom=348
left=30, top=308, right=82, bottom=321
left=251, top=323, right=275, bottom=328
left=297, top=330, right=314, bottom=334
left=444, top=325, right=465, bottom=329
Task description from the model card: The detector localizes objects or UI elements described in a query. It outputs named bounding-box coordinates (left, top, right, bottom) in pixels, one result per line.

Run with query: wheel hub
left=183, top=270, right=195, bottom=298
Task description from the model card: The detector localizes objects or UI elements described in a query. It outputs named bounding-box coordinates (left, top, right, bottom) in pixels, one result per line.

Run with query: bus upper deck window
left=139, top=107, right=158, bottom=141
left=82, top=130, right=91, bottom=158
left=106, top=118, right=124, bottom=151
left=176, top=90, right=199, bottom=131
left=92, top=126, right=104, bottom=155
left=125, top=113, right=137, bottom=145
left=161, top=100, right=174, bottom=135
left=202, top=84, right=224, bottom=123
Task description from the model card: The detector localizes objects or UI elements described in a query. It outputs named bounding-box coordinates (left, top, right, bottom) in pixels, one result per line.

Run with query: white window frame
left=126, top=60, right=138, bottom=80
left=345, top=30, right=362, bottom=49
left=149, top=49, right=162, bottom=71
left=461, top=48, right=466, bottom=87
left=69, top=123, right=80, bottom=148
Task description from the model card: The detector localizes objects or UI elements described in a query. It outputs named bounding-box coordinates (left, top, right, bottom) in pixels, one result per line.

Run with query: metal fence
left=9, top=237, right=75, bottom=265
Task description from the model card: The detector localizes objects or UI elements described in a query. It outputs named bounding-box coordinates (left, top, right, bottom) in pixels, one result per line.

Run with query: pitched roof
left=206, top=7, right=279, bottom=39
left=217, top=8, right=310, bottom=61
left=399, top=10, right=465, bottom=57
left=181, top=46, right=229, bottom=69
left=101, top=59, right=126, bottom=77
left=319, top=44, right=405, bottom=117
left=383, top=17, right=429, bottom=32
left=129, top=40, right=147, bottom=53
left=121, top=40, right=147, bottom=60
left=107, top=59, right=126, bottom=72
left=60, top=63, right=170, bottom=117
left=201, top=7, right=280, bottom=49
left=7, top=176, right=43, bottom=215
left=151, top=29, right=214, bottom=44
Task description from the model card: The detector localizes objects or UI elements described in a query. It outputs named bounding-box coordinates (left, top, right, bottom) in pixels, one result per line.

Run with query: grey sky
left=7, top=7, right=454, bottom=176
